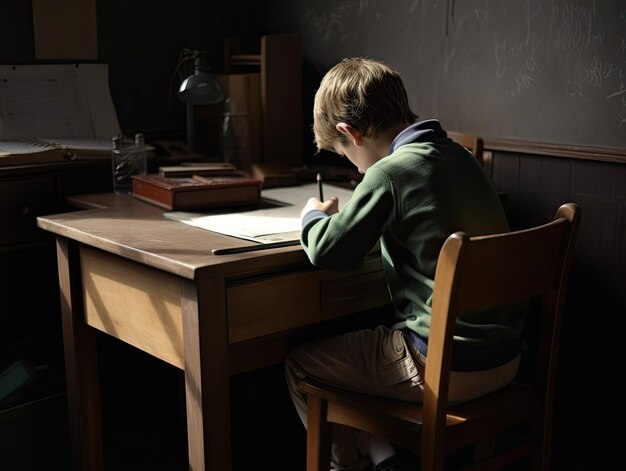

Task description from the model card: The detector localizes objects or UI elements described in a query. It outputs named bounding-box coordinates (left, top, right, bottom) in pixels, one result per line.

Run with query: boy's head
left=313, top=57, right=418, bottom=153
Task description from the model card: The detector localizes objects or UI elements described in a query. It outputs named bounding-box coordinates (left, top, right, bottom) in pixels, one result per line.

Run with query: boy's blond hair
left=313, top=57, right=418, bottom=152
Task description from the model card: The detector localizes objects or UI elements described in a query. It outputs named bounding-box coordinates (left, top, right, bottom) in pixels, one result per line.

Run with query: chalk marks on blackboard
left=488, top=0, right=626, bottom=110
left=445, top=0, right=456, bottom=36
left=566, top=80, right=584, bottom=97
left=606, top=85, right=626, bottom=102
left=357, top=0, right=368, bottom=16
left=293, top=0, right=624, bottom=146
left=552, top=2, right=601, bottom=61
left=494, top=39, right=507, bottom=79
left=494, top=32, right=545, bottom=97
left=304, top=3, right=350, bottom=44
left=512, top=71, right=535, bottom=96
left=302, top=0, right=380, bottom=46
left=492, top=2, right=549, bottom=97
left=409, top=0, right=420, bottom=15
left=585, top=56, right=620, bottom=89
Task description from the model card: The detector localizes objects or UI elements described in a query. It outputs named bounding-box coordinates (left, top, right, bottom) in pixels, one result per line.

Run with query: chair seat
left=299, top=377, right=538, bottom=455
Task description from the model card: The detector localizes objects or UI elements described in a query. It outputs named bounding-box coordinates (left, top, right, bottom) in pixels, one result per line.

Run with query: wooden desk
left=37, top=193, right=389, bottom=470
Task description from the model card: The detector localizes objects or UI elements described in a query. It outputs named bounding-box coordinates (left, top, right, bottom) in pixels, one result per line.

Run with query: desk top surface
left=37, top=192, right=310, bottom=280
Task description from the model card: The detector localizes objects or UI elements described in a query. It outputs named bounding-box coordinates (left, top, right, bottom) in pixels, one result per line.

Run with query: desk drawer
left=0, top=176, right=60, bottom=248
left=227, top=263, right=389, bottom=343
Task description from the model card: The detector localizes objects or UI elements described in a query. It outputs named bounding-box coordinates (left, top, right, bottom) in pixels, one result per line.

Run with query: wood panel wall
left=491, top=150, right=626, bottom=470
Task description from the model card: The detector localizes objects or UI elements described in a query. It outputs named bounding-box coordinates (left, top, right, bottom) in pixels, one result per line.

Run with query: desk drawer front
left=227, top=265, right=389, bottom=343
left=320, top=271, right=390, bottom=317
left=80, top=247, right=184, bottom=369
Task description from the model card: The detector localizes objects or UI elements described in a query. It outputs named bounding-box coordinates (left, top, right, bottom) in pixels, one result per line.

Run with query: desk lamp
left=177, top=49, right=224, bottom=148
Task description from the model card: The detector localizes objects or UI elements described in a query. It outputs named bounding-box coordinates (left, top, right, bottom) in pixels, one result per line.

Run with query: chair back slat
left=447, top=131, right=484, bottom=164
left=452, top=219, right=566, bottom=313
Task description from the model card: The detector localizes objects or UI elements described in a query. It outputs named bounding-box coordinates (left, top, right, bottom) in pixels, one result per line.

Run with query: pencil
left=317, top=172, right=324, bottom=201
left=212, top=239, right=301, bottom=255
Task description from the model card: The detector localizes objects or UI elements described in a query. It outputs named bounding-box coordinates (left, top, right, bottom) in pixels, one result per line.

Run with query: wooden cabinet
left=0, top=174, right=61, bottom=248
left=225, top=34, right=302, bottom=167
left=0, top=160, right=112, bottom=470
left=195, top=34, right=303, bottom=166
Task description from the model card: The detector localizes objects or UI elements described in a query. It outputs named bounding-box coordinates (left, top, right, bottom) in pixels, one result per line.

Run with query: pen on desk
left=317, top=172, right=324, bottom=201
left=212, top=239, right=301, bottom=255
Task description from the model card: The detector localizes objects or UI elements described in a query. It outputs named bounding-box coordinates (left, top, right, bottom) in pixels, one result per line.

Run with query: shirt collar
left=389, top=119, right=447, bottom=154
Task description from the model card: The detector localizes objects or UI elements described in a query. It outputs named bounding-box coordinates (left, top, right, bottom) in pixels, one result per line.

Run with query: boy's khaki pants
left=285, top=325, right=519, bottom=471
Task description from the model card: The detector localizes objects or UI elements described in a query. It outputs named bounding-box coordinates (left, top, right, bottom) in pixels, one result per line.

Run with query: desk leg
left=181, top=277, right=232, bottom=470
left=56, top=238, right=103, bottom=470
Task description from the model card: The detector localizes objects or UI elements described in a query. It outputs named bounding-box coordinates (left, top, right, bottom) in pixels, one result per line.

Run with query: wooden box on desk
left=131, top=174, right=261, bottom=211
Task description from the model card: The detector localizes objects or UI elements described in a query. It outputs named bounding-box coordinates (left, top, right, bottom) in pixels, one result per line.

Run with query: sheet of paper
left=0, top=64, right=120, bottom=142
left=164, top=183, right=356, bottom=243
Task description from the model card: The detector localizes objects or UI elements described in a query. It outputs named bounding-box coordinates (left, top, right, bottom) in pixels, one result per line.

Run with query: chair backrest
left=421, top=203, right=580, bottom=468
left=447, top=131, right=484, bottom=165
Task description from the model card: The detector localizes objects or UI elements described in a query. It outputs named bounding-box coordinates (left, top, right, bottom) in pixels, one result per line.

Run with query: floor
left=100, top=336, right=306, bottom=471
left=6, top=328, right=616, bottom=470
left=0, top=333, right=306, bottom=471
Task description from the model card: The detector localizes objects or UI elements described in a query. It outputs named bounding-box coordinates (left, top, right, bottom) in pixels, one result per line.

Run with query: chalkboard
left=270, top=0, right=626, bottom=150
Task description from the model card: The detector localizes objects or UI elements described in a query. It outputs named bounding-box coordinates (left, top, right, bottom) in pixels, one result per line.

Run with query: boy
left=286, top=58, right=525, bottom=471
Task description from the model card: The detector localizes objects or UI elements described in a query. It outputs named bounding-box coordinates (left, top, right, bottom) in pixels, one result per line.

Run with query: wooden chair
left=447, top=131, right=484, bottom=165
left=447, top=131, right=506, bottom=206
left=299, top=203, right=581, bottom=471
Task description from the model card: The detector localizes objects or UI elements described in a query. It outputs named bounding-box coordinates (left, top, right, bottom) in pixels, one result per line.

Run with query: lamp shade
left=176, top=50, right=224, bottom=148
left=178, top=70, right=224, bottom=105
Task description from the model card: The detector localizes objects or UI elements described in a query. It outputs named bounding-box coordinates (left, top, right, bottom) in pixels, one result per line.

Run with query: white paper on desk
left=164, top=183, right=355, bottom=243
left=0, top=64, right=120, bottom=141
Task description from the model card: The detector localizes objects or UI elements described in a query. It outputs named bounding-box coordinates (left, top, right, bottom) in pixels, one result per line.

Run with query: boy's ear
left=336, top=122, right=363, bottom=146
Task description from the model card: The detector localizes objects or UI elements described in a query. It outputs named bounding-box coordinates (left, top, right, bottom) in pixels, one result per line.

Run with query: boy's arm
left=300, top=169, right=394, bottom=271
left=300, top=195, right=339, bottom=220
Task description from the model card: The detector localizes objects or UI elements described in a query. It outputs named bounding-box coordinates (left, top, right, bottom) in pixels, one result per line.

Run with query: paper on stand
left=0, top=64, right=120, bottom=157
left=0, top=140, right=55, bottom=157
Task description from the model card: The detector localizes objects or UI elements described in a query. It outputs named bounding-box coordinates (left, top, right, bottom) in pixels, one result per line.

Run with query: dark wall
left=0, top=3, right=34, bottom=61
left=492, top=151, right=626, bottom=469
left=265, top=1, right=626, bottom=469
left=98, top=0, right=269, bottom=136
left=0, top=0, right=269, bottom=139
left=267, top=0, right=626, bottom=151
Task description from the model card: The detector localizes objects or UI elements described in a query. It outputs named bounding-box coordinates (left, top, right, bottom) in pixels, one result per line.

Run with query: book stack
left=157, top=162, right=240, bottom=178
left=131, top=167, right=261, bottom=211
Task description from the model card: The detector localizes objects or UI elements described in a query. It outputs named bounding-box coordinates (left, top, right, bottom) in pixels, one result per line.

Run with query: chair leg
left=307, top=394, right=332, bottom=471
left=530, top=417, right=548, bottom=471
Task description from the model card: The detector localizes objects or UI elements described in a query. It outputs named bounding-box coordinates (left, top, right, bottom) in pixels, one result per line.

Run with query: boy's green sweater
left=301, top=123, right=525, bottom=355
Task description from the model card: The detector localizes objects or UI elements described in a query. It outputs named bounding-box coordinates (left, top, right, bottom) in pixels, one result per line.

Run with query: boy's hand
left=300, top=196, right=339, bottom=218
